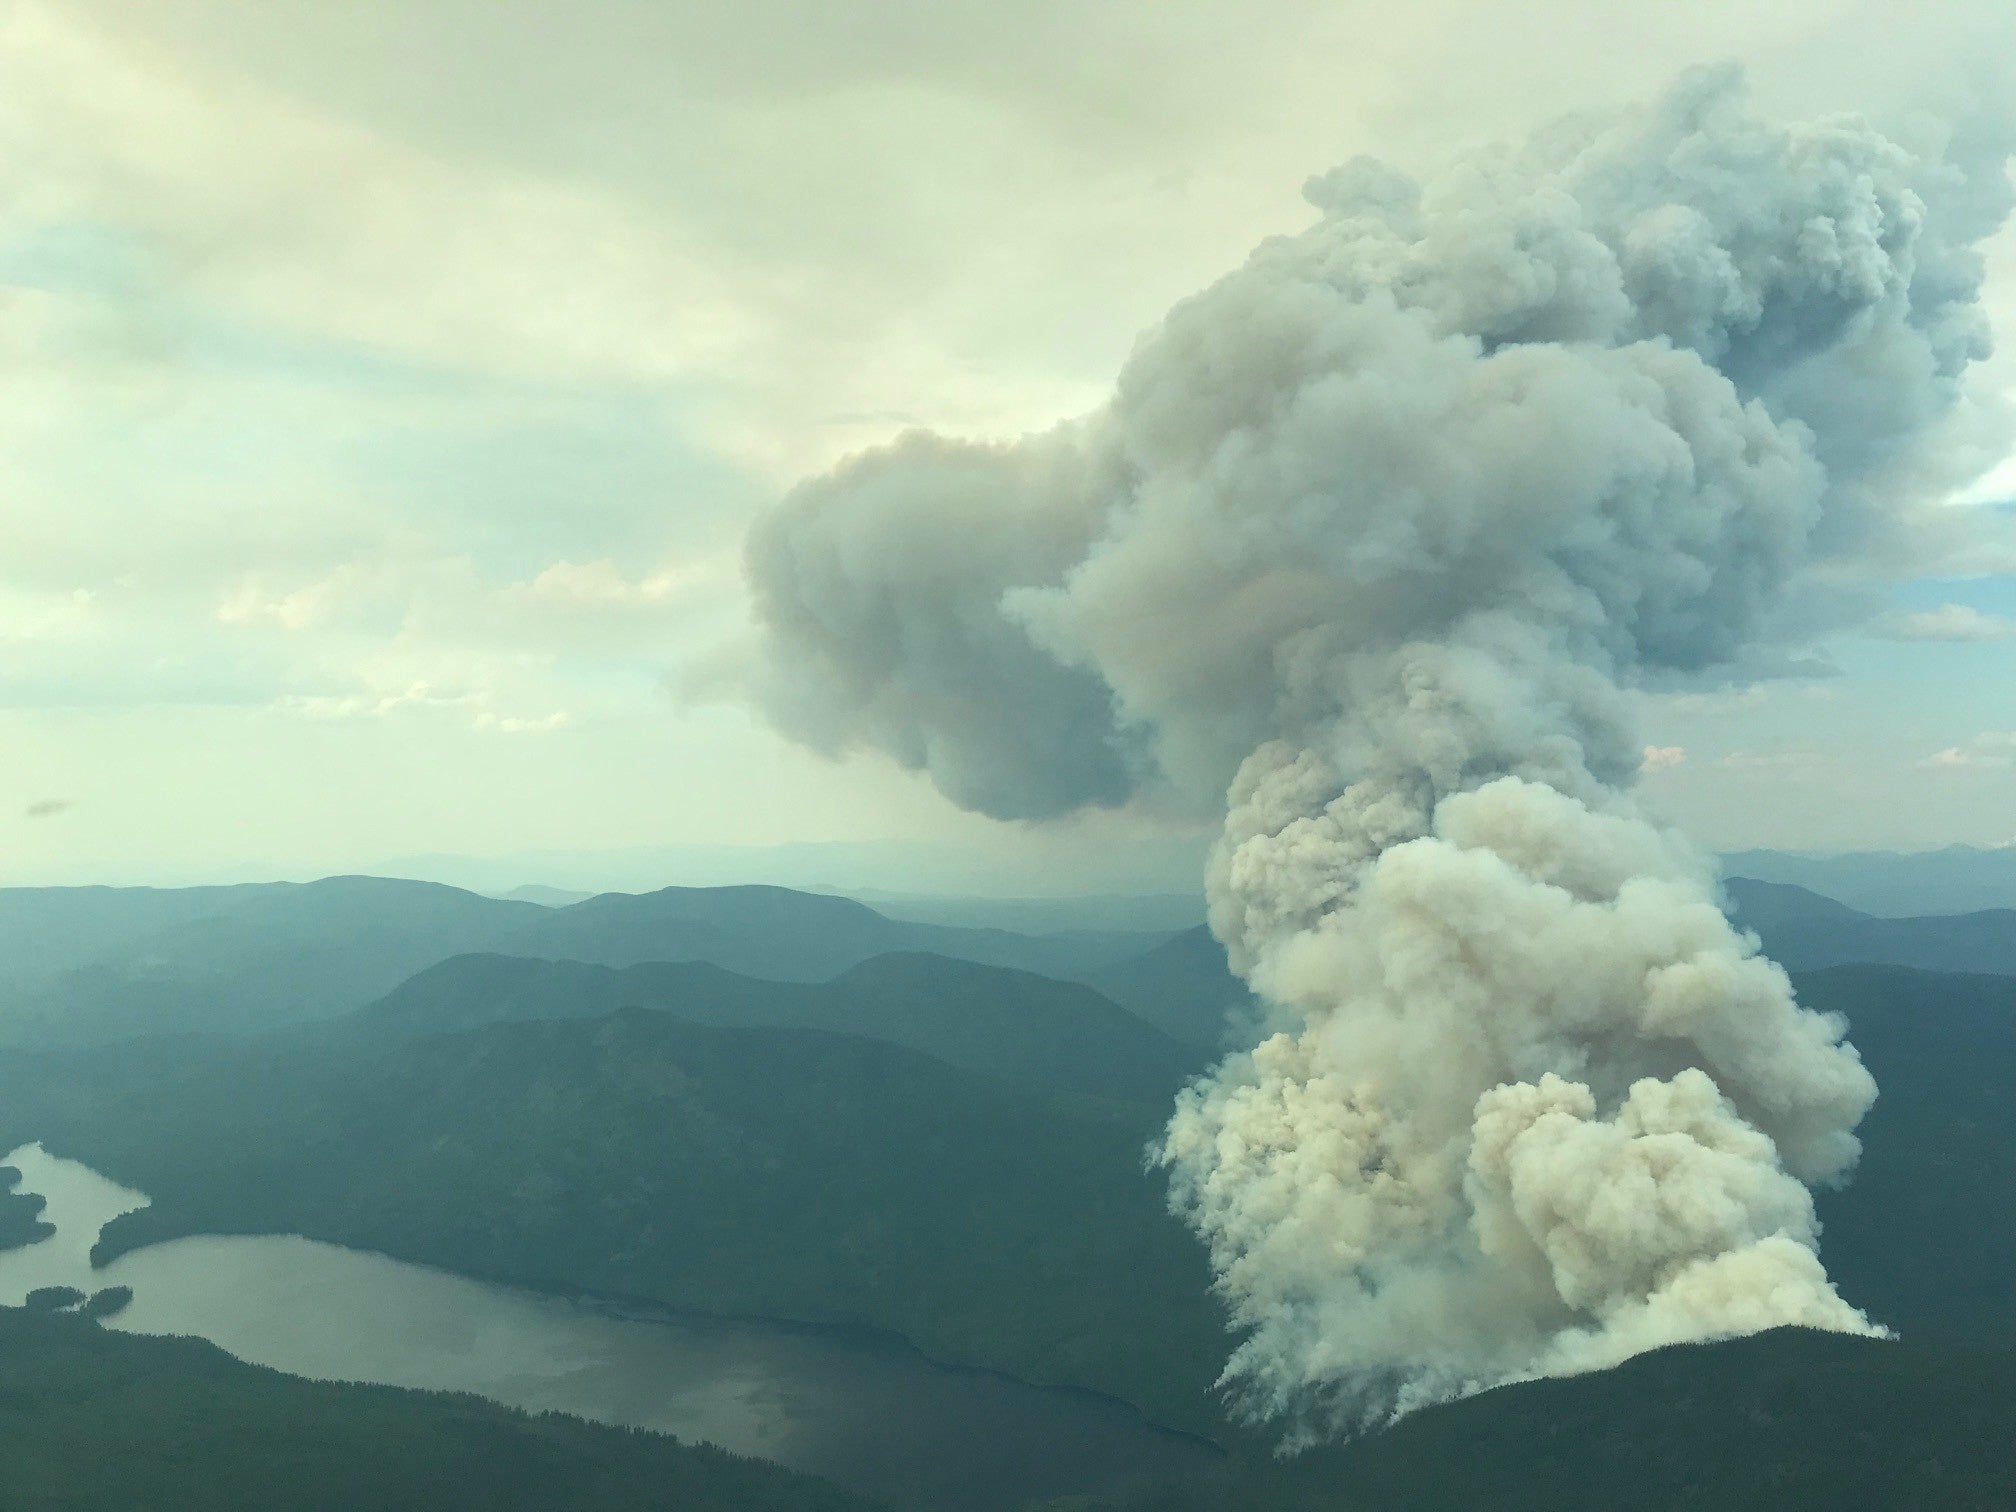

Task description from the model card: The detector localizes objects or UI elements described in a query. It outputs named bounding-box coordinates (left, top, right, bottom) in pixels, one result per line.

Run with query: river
left=0, top=1143, right=1219, bottom=1511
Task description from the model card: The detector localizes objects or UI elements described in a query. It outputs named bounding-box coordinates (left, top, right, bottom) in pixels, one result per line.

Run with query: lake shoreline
left=46, top=1134, right=1233, bottom=1455
left=7, top=1140, right=1231, bottom=1510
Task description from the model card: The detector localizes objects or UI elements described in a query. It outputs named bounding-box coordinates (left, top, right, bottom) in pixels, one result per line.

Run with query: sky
left=3, top=0, right=2015, bottom=891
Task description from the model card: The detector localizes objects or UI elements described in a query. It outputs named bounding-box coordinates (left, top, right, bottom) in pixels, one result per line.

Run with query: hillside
left=1793, top=965, right=2016, bottom=1343
left=1045, top=1329, right=2016, bottom=1511
left=345, top=950, right=1205, bottom=1102
left=0, top=877, right=1168, bottom=1046
left=1, top=1010, right=1230, bottom=1438
left=1724, top=878, right=2016, bottom=977
left=1079, top=927, right=1250, bottom=1049
left=0, top=1306, right=872, bottom=1512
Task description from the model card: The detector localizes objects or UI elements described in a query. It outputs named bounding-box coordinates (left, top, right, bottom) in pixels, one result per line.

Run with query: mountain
left=1045, top=1329, right=2016, bottom=1511
left=0, top=1010, right=1230, bottom=1439
left=1725, top=845, right=2016, bottom=917
left=0, top=1307, right=871, bottom=1512
left=4, top=956, right=2007, bottom=1451
left=1794, top=965, right=2016, bottom=1344
left=0, top=877, right=1170, bottom=1047
left=497, top=885, right=596, bottom=907
left=348, top=951, right=1206, bottom=1103
left=830, top=891, right=1210, bottom=936
left=1724, top=877, right=2016, bottom=977
left=0, top=877, right=542, bottom=1044
left=507, top=885, right=1160, bottom=983
left=1080, top=927, right=1250, bottom=1049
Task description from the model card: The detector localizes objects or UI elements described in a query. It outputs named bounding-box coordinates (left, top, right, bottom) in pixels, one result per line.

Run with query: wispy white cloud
left=1920, top=731, right=2016, bottom=769
left=1880, top=602, right=2016, bottom=642
left=275, top=679, right=570, bottom=735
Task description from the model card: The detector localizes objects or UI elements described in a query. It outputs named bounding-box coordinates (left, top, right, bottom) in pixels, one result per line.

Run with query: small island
left=81, top=1286, right=135, bottom=1321
left=23, top=1285, right=89, bottom=1313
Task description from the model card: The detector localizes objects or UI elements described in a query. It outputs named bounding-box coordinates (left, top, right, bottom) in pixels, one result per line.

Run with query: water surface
left=0, top=1143, right=1219, bottom=1511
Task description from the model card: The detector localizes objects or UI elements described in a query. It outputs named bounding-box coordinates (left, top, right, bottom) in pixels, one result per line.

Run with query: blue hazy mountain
left=1724, top=845, right=2016, bottom=917
left=345, top=950, right=1206, bottom=1102
left=1080, top=927, right=1251, bottom=1049
left=1722, top=877, right=2016, bottom=977
left=0, top=878, right=1169, bottom=1046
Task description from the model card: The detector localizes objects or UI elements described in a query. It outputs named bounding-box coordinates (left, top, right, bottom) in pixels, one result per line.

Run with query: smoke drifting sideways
left=742, top=69, right=2014, bottom=1437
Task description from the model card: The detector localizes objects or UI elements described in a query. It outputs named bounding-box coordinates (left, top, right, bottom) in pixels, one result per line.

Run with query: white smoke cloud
left=742, top=68, right=2011, bottom=1435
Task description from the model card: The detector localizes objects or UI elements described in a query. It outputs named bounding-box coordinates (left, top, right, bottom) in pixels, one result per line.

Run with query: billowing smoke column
left=742, top=70, right=2013, bottom=1434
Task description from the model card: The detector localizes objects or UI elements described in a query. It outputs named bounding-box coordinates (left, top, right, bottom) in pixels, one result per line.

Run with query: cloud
left=23, top=798, right=73, bottom=819
left=273, top=677, right=569, bottom=735
left=1639, top=745, right=1687, bottom=773
left=1881, top=602, right=2016, bottom=641
left=1920, top=731, right=2016, bottom=769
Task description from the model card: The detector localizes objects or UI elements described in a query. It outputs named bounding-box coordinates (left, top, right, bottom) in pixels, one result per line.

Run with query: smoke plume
left=742, top=69, right=2013, bottom=1434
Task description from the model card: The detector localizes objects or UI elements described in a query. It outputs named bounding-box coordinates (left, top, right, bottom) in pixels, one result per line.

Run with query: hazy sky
left=3, top=0, right=2015, bottom=889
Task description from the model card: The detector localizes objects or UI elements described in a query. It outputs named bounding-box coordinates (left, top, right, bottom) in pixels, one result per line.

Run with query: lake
left=0, top=1143, right=1220, bottom=1511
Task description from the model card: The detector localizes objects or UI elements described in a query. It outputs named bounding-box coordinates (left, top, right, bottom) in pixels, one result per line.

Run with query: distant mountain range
left=811, top=890, right=1210, bottom=937
left=1725, top=845, right=2016, bottom=917
left=1722, top=877, right=2016, bottom=977
left=0, top=878, right=1171, bottom=1047
left=11, top=864, right=2012, bottom=1052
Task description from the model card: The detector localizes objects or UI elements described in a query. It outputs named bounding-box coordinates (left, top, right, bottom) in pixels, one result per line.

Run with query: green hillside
left=1795, top=965, right=2016, bottom=1344
left=0, top=1306, right=873, bottom=1512
left=1724, top=877, right=2016, bottom=977
left=1045, top=1329, right=2016, bottom=1511
left=1079, top=927, right=1249, bottom=1048
left=346, top=949, right=1205, bottom=1101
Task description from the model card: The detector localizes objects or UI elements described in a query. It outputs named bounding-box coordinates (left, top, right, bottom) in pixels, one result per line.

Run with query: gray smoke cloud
left=742, top=68, right=2013, bottom=1435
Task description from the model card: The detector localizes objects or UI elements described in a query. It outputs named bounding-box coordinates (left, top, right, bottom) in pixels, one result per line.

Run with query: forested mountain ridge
left=0, top=877, right=1169, bottom=1046
left=1044, top=1329, right=2016, bottom=1511
left=1722, top=877, right=2016, bottom=977
left=344, top=949, right=1205, bottom=1101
